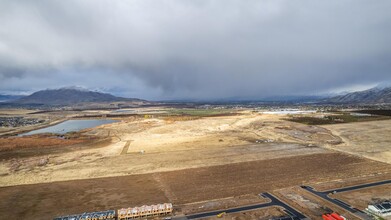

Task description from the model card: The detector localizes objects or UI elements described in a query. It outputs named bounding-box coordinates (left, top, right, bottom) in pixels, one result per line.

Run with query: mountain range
left=1, top=86, right=391, bottom=106
left=11, top=87, right=144, bottom=105
left=324, top=87, right=391, bottom=104
left=0, top=94, right=25, bottom=102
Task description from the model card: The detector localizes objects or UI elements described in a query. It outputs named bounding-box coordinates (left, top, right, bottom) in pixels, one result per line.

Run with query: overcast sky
left=0, top=0, right=390, bottom=100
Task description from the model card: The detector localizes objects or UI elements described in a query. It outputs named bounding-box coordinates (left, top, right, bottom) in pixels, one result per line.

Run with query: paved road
left=180, top=193, right=306, bottom=220
left=322, top=179, right=391, bottom=194
left=175, top=180, right=390, bottom=220
left=301, top=186, right=363, bottom=214
left=301, top=179, right=391, bottom=220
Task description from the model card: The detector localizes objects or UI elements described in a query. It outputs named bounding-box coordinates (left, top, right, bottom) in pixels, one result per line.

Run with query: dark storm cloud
left=0, top=66, right=25, bottom=79
left=0, top=0, right=390, bottom=99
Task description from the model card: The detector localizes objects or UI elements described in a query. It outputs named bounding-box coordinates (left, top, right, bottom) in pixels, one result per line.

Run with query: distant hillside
left=13, top=87, right=144, bottom=105
left=0, top=94, right=24, bottom=102
left=325, top=87, right=391, bottom=104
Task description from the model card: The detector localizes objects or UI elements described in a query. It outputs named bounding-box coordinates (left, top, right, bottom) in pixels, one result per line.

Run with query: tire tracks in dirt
left=120, top=140, right=132, bottom=155
left=153, top=173, right=178, bottom=203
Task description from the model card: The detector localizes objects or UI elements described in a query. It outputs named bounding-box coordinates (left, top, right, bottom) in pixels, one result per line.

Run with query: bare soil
left=311, top=173, right=391, bottom=192
left=0, top=134, right=109, bottom=161
left=330, top=184, right=391, bottom=210
left=274, top=187, right=359, bottom=220
left=0, top=174, right=168, bottom=220
left=0, top=112, right=342, bottom=186
left=179, top=194, right=268, bottom=215
left=202, top=207, right=287, bottom=220
left=322, top=119, right=391, bottom=163
left=0, top=134, right=87, bottom=152
left=153, top=153, right=391, bottom=204
left=0, top=153, right=391, bottom=219
left=1, top=152, right=389, bottom=219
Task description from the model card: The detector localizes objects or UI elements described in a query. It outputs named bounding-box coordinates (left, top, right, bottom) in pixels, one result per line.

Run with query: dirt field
left=0, top=112, right=344, bottom=186
left=274, top=187, right=359, bottom=220
left=322, top=119, right=391, bottom=163
left=201, top=207, right=287, bottom=220
left=274, top=173, right=391, bottom=220
left=0, top=109, right=39, bottom=115
left=179, top=194, right=269, bottom=215
left=0, top=142, right=329, bottom=186
left=330, top=184, right=391, bottom=210
left=0, top=152, right=390, bottom=219
left=310, top=173, right=391, bottom=192
left=152, top=153, right=390, bottom=204
left=0, top=134, right=91, bottom=153
left=0, top=173, right=168, bottom=220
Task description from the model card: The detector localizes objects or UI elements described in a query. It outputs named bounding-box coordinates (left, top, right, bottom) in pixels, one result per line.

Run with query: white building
left=367, top=201, right=391, bottom=217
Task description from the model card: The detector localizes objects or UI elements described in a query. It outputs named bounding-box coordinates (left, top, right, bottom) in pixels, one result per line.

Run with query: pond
left=20, top=119, right=118, bottom=136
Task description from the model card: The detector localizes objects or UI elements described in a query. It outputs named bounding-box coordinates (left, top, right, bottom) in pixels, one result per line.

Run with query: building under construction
left=117, top=203, right=173, bottom=220
left=53, top=203, right=172, bottom=220
left=53, top=210, right=115, bottom=220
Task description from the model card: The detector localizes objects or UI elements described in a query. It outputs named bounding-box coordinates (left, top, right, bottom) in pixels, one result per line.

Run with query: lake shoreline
left=19, top=119, right=118, bottom=136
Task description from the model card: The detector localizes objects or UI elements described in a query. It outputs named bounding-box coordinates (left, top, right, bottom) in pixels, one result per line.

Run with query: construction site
left=53, top=203, right=173, bottom=220
left=117, top=203, right=173, bottom=219
left=2, top=0, right=391, bottom=218
left=0, top=107, right=390, bottom=219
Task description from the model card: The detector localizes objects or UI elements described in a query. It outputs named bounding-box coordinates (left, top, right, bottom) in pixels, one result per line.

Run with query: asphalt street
left=181, top=193, right=306, bottom=220
left=174, top=179, right=390, bottom=220
left=301, top=179, right=391, bottom=220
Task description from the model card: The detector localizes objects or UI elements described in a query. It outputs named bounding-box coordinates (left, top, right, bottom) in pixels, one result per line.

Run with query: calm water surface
left=20, top=119, right=117, bottom=136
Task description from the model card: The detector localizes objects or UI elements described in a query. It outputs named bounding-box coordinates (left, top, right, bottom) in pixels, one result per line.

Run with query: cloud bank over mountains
left=1, top=0, right=391, bottom=100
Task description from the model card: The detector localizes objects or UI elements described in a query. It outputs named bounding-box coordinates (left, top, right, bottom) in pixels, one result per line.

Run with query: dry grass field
left=0, top=134, right=88, bottom=153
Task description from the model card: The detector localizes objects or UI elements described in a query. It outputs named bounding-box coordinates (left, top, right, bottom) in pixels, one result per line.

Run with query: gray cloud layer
left=0, top=0, right=391, bottom=100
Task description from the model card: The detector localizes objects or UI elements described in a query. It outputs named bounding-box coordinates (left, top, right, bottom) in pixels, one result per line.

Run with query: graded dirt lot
left=0, top=152, right=390, bottom=219
left=274, top=187, right=359, bottom=220
left=322, top=119, right=391, bottom=163
left=330, top=184, right=391, bottom=210
left=179, top=194, right=269, bottom=215
left=152, top=153, right=390, bottom=204
left=201, top=207, right=287, bottom=220
left=275, top=173, right=391, bottom=220
left=0, top=141, right=329, bottom=186
left=0, top=174, right=168, bottom=220
left=0, top=112, right=344, bottom=186
left=310, top=172, right=391, bottom=192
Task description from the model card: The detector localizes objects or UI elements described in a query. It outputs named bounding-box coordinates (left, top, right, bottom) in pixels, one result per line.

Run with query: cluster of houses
left=0, top=116, right=44, bottom=127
